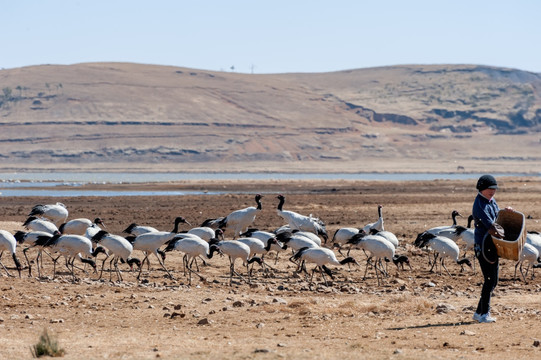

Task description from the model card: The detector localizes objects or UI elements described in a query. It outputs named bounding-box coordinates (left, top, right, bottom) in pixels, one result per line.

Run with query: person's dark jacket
left=472, top=192, right=500, bottom=246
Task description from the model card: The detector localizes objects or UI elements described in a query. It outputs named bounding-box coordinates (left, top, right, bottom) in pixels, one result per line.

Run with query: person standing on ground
left=472, top=174, right=507, bottom=323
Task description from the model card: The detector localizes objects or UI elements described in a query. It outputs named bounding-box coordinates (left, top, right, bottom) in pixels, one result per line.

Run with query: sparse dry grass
left=31, top=329, right=65, bottom=358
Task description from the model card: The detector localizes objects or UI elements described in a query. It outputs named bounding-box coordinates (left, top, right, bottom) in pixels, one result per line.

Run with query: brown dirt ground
left=1, top=177, right=541, bottom=359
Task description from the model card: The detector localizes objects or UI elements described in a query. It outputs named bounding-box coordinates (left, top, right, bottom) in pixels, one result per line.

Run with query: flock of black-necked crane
left=1, top=195, right=540, bottom=286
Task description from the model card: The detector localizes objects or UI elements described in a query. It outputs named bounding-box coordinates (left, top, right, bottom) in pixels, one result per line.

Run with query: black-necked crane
left=370, top=229, right=399, bottom=249
left=236, top=236, right=285, bottom=273
left=292, top=230, right=323, bottom=247
left=166, top=216, right=191, bottom=233
left=186, top=226, right=223, bottom=242
left=291, top=246, right=357, bottom=286
left=332, top=227, right=363, bottom=256
left=240, top=229, right=281, bottom=249
left=348, top=233, right=396, bottom=286
left=84, top=225, right=102, bottom=241
left=240, top=229, right=274, bottom=241
left=276, top=194, right=328, bottom=242
left=525, top=231, right=541, bottom=279
left=414, top=231, right=472, bottom=276
left=123, top=216, right=189, bottom=236
left=240, top=229, right=288, bottom=263
left=275, top=230, right=320, bottom=272
left=274, top=225, right=323, bottom=244
left=452, top=217, right=475, bottom=254
left=14, top=230, right=57, bottom=277
left=59, top=217, right=105, bottom=235
left=420, top=210, right=464, bottom=267
left=124, top=216, right=189, bottom=271
left=28, top=202, right=68, bottom=227
left=128, top=230, right=180, bottom=279
left=218, top=194, right=263, bottom=239
left=448, top=215, right=476, bottom=271
left=514, top=242, right=540, bottom=282
left=426, top=210, right=463, bottom=235
left=123, top=223, right=159, bottom=236
left=213, top=240, right=263, bottom=285
left=32, top=233, right=106, bottom=281
left=362, top=204, right=384, bottom=234
left=163, top=234, right=220, bottom=285
left=23, top=216, right=59, bottom=235
left=276, top=231, right=319, bottom=254
left=199, top=217, right=226, bottom=230
left=0, top=230, right=23, bottom=277
left=526, top=231, right=541, bottom=255
left=91, top=230, right=141, bottom=282
left=360, top=230, right=411, bottom=272
left=175, top=228, right=224, bottom=265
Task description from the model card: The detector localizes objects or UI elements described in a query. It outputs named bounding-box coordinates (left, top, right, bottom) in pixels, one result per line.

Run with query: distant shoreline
left=0, top=171, right=537, bottom=184
left=1, top=174, right=539, bottom=198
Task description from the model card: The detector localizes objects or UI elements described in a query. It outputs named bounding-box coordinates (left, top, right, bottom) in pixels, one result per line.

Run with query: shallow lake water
left=0, top=172, right=536, bottom=197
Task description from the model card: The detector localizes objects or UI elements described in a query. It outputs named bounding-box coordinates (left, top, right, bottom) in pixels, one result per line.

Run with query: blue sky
left=2, top=0, right=540, bottom=74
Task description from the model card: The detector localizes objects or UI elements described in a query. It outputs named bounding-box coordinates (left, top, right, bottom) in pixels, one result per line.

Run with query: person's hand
left=504, top=206, right=514, bottom=211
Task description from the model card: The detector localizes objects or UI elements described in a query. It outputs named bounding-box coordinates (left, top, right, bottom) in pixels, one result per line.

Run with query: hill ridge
left=0, top=62, right=540, bottom=173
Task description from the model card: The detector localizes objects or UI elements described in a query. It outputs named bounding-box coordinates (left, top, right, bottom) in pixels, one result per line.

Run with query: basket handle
left=482, top=233, right=498, bottom=264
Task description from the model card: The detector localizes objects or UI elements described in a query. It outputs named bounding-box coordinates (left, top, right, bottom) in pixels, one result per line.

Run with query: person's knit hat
left=476, top=174, right=498, bottom=191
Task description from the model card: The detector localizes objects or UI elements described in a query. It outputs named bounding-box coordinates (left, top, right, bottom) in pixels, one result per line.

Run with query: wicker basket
left=491, top=209, right=526, bottom=261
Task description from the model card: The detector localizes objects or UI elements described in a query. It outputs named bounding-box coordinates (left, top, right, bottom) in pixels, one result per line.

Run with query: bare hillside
left=0, top=63, right=540, bottom=173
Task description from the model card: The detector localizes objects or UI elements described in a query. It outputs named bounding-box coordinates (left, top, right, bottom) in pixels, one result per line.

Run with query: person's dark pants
left=475, top=247, right=499, bottom=315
